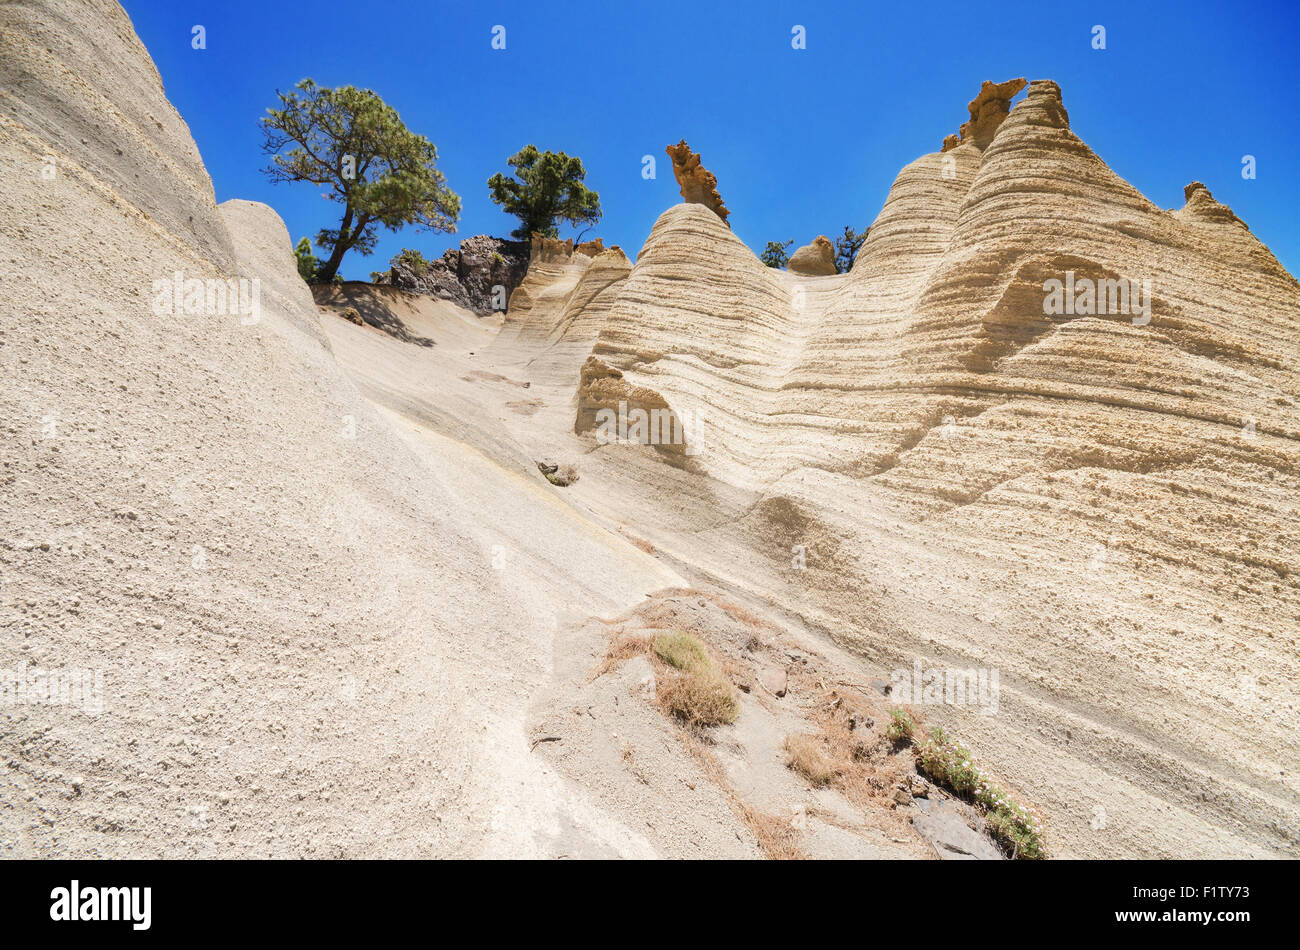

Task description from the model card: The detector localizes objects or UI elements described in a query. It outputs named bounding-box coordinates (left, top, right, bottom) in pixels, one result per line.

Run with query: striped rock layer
left=499, top=79, right=1300, bottom=858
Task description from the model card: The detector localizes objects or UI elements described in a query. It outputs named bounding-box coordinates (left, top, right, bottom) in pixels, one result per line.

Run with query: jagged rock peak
left=665, top=139, right=731, bottom=227
left=788, top=235, right=837, bottom=276
left=956, top=77, right=1028, bottom=148
left=1180, top=182, right=1248, bottom=229
left=1018, top=78, right=1071, bottom=129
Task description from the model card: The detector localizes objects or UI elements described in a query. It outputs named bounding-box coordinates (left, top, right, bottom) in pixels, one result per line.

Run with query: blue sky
left=121, top=0, right=1300, bottom=280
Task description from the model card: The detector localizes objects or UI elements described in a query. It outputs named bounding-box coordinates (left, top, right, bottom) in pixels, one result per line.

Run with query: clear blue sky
left=121, top=0, right=1300, bottom=280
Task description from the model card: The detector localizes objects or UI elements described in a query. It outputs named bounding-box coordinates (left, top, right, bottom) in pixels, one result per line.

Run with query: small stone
left=758, top=667, right=788, bottom=698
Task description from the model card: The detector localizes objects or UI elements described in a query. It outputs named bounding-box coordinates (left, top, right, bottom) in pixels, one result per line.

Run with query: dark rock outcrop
left=376, top=235, right=530, bottom=314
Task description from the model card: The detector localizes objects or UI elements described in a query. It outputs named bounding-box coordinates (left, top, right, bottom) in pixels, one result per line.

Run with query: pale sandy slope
left=0, top=0, right=705, bottom=859
left=4, top=0, right=914, bottom=862
left=2, top=0, right=1296, bottom=860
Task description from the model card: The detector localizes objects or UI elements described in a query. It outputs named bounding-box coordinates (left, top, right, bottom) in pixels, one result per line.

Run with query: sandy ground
left=2, top=0, right=1296, bottom=860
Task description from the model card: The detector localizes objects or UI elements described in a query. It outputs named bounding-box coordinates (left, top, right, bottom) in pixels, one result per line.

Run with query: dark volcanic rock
left=376, top=235, right=530, bottom=314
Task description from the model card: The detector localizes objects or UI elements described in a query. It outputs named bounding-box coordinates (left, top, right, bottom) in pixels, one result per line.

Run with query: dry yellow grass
left=658, top=669, right=739, bottom=726
left=783, top=733, right=839, bottom=787
left=653, top=630, right=712, bottom=672
left=737, top=802, right=806, bottom=860
left=682, top=731, right=806, bottom=860
left=620, top=530, right=656, bottom=555
left=589, top=632, right=654, bottom=680
left=593, top=630, right=740, bottom=727
left=716, top=599, right=769, bottom=631
left=652, top=631, right=739, bottom=726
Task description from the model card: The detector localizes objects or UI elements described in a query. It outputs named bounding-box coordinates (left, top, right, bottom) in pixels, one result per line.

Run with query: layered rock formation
left=0, top=0, right=237, bottom=269
left=529, top=233, right=610, bottom=263
left=487, top=77, right=1300, bottom=859
left=665, top=139, right=730, bottom=226
left=4, top=0, right=1297, bottom=862
left=0, top=0, right=685, bottom=860
left=376, top=234, right=530, bottom=314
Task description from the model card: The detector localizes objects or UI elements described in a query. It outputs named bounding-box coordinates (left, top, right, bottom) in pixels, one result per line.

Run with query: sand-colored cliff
left=485, top=84, right=1300, bottom=858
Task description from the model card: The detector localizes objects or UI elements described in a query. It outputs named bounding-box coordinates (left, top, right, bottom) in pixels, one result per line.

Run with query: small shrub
left=885, top=708, right=915, bottom=744
left=784, top=734, right=838, bottom=787
left=653, top=631, right=711, bottom=673
left=537, top=460, right=579, bottom=486
left=658, top=671, right=739, bottom=726
left=915, top=727, right=1046, bottom=859
left=542, top=464, right=579, bottom=486
left=393, top=248, right=432, bottom=277
left=651, top=631, right=738, bottom=727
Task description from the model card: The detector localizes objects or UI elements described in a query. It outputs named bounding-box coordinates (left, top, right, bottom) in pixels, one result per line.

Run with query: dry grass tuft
left=682, top=731, right=806, bottom=859
left=622, top=531, right=656, bottom=555
left=589, top=633, right=654, bottom=680
left=783, top=734, right=839, bottom=787
left=658, top=670, right=740, bottom=726
left=652, top=631, right=740, bottom=727
left=738, top=802, right=806, bottom=860
left=774, top=686, right=920, bottom=813
left=717, top=599, right=768, bottom=630
left=592, top=630, right=739, bottom=727
left=653, top=630, right=711, bottom=672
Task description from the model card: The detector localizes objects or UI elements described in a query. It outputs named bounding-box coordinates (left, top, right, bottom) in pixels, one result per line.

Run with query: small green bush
left=393, top=248, right=432, bottom=277
left=885, top=707, right=915, bottom=744
left=293, top=237, right=319, bottom=282
left=653, top=631, right=711, bottom=673
left=651, top=631, right=738, bottom=727
left=916, top=727, right=1046, bottom=859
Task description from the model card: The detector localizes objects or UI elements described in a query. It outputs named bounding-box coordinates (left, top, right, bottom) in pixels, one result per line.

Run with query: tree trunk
left=315, top=241, right=349, bottom=284
left=314, top=206, right=354, bottom=283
